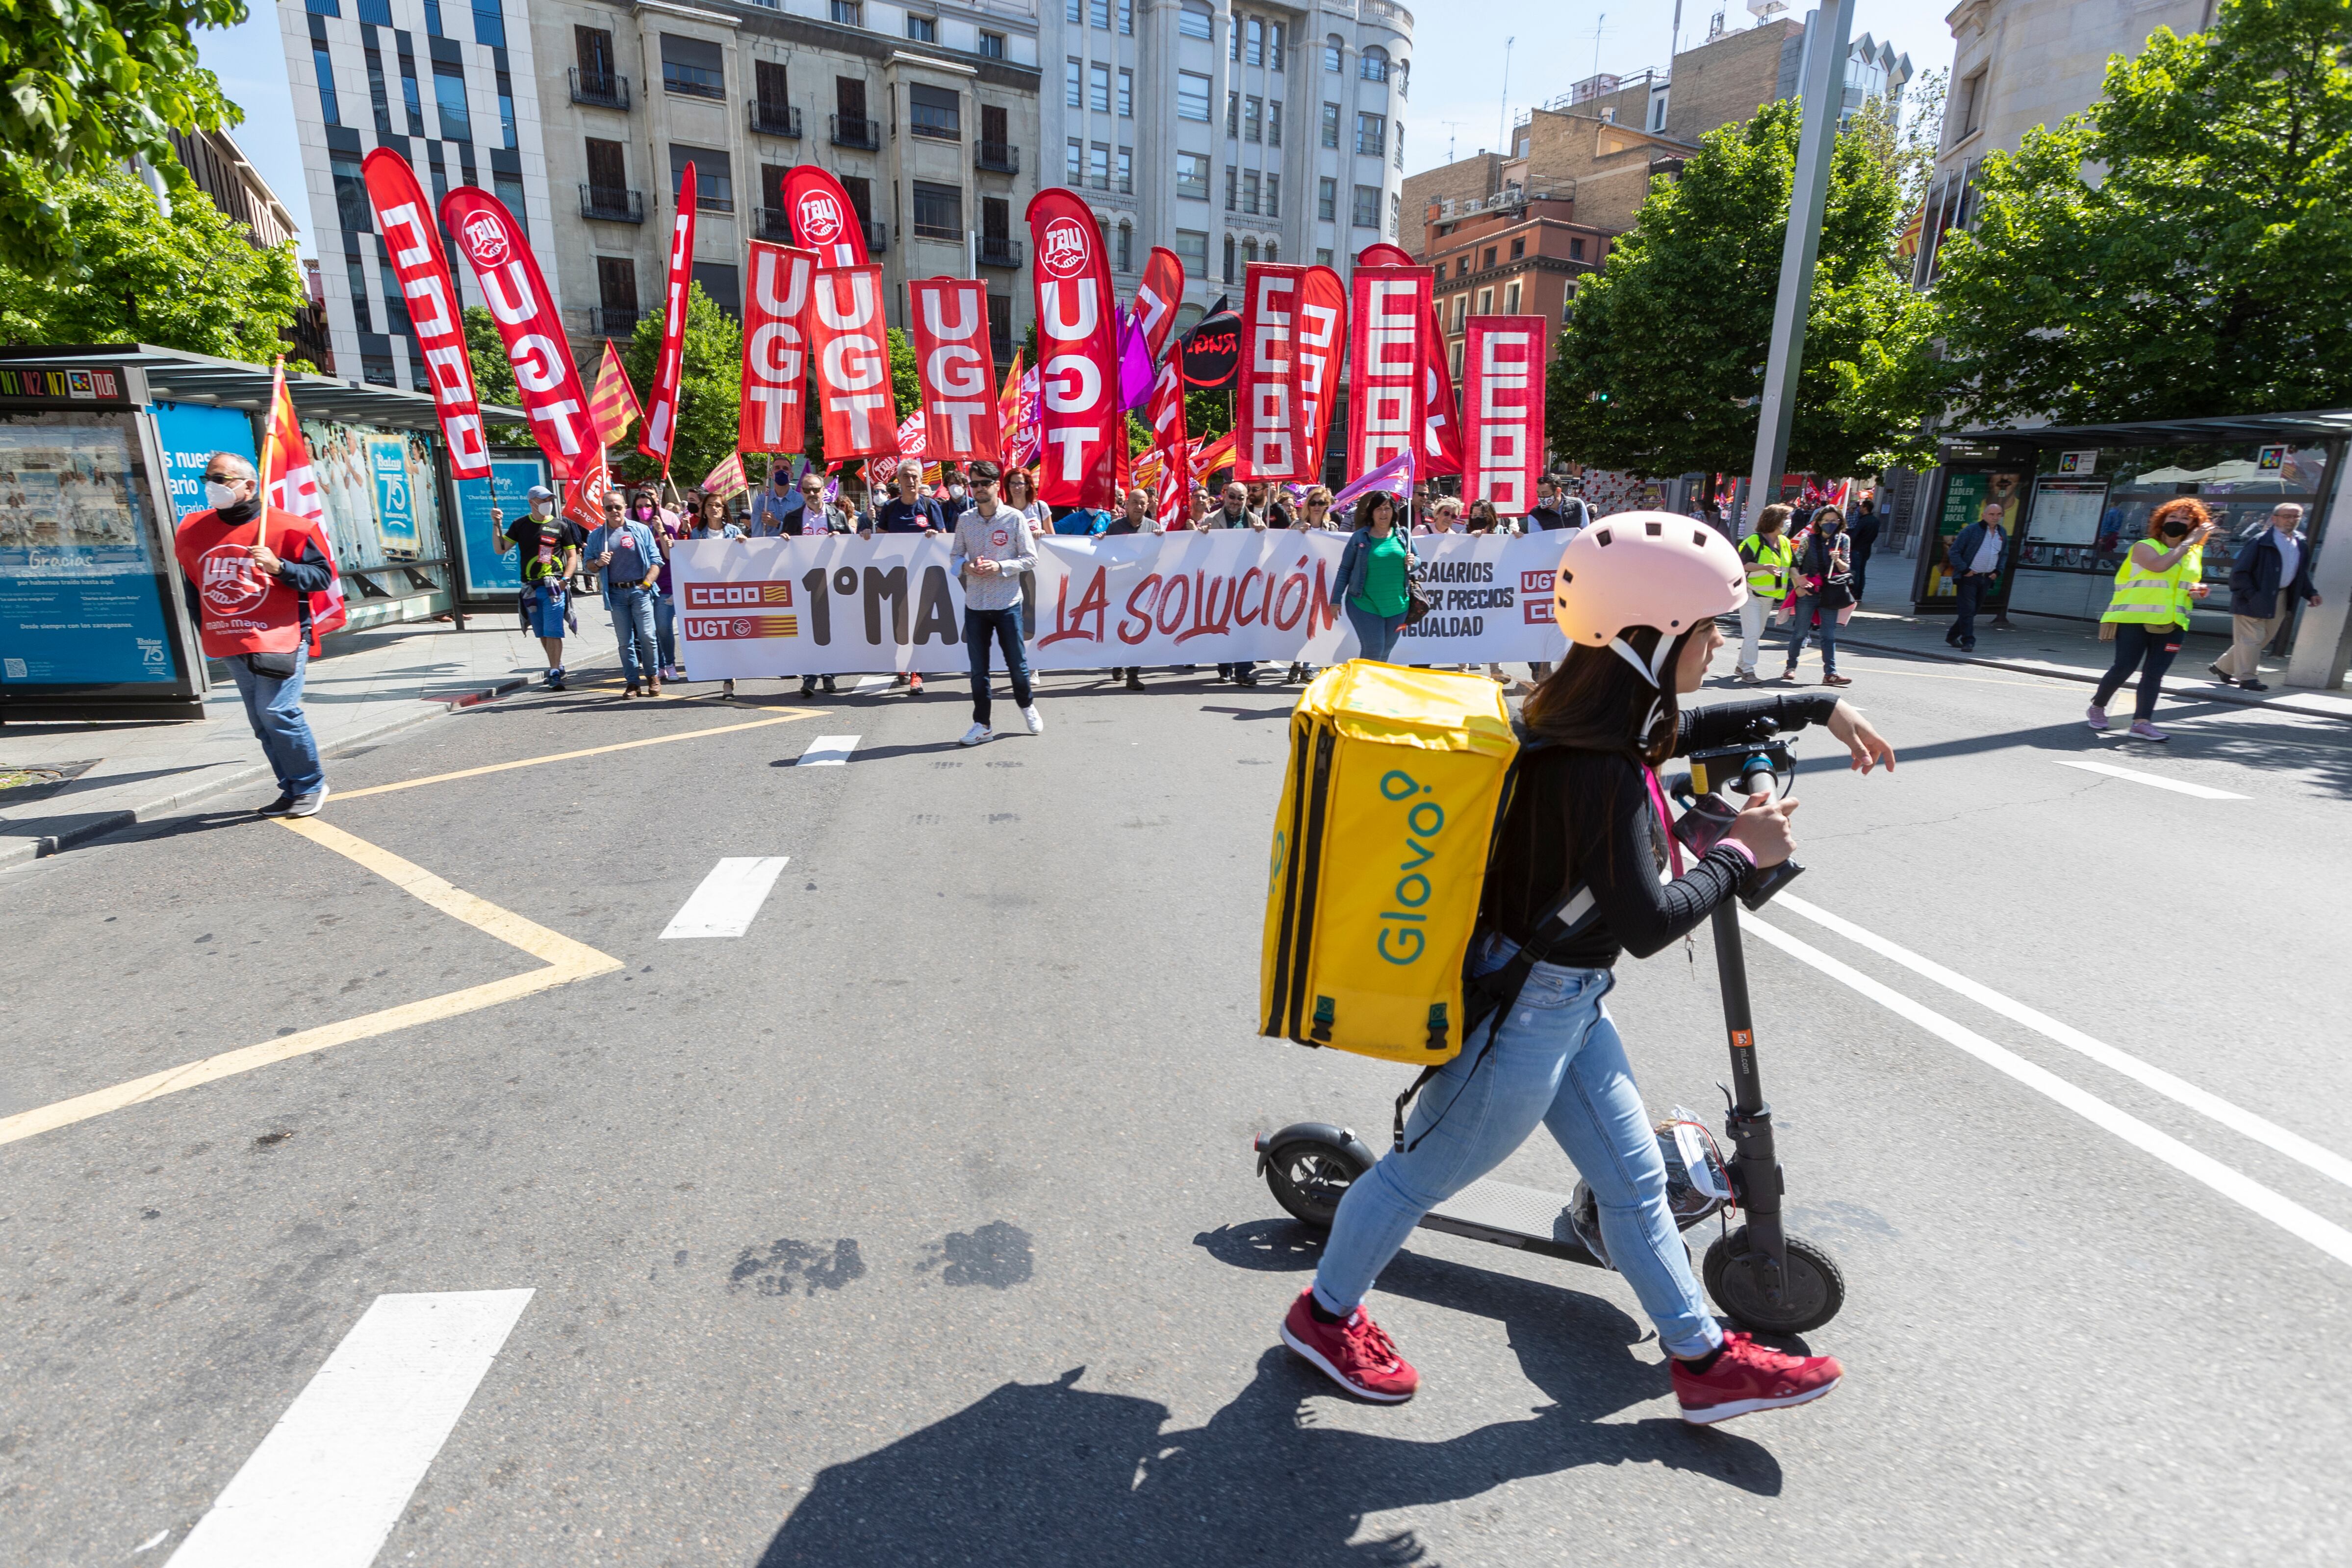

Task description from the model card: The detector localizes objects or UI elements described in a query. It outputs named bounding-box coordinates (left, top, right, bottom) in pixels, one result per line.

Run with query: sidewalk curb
left=0, top=676, right=531, bottom=872
left=1834, top=635, right=2352, bottom=725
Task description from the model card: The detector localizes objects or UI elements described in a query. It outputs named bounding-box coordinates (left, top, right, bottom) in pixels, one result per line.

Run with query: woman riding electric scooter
left=1278, top=520, right=1897, bottom=1424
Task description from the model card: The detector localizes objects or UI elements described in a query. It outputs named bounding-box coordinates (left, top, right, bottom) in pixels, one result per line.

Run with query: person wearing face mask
left=1778, top=505, right=1853, bottom=688
left=172, top=452, right=337, bottom=816
left=634, top=489, right=687, bottom=682
left=498, top=484, right=584, bottom=690
left=747, top=462, right=804, bottom=537
left=2091, top=498, right=2214, bottom=741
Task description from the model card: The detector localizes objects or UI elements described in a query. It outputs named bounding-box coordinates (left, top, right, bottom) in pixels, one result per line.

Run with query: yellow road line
left=329, top=708, right=821, bottom=800
left=0, top=818, right=621, bottom=1150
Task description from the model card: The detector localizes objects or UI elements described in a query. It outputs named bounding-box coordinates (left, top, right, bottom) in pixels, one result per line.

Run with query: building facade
left=282, top=0, right=1044, bottom=391
left=1040, top=0, right=1414, bottom=322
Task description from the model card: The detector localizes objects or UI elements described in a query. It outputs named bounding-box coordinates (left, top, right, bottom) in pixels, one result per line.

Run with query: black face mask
left=2160, top=525, right=2189, bottom=541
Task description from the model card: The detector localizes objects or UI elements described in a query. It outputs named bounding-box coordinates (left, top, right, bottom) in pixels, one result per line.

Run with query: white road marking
left=852, top=675, right=893, bottom=692
left=1775, top=892, right=2352, bottom=1193
left=135, top=1531, right=169, bottom=1554
left=1740, top=911, right=2352, bottom=1272
left=659, top=857, right=791, bottom=939
left=2052, top=757, right=2247, bottom=799
left=168, top=1290, right=532, bottom=1568
left=796, top=733, right=861, bottom=766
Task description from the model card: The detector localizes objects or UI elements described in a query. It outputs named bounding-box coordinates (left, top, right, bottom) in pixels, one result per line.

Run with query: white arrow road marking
left=2054, top=757, right=2246, bottom=798
left=660, top=857, right=792, bottom=939
left=168, top=1290, right=533, bottom=1568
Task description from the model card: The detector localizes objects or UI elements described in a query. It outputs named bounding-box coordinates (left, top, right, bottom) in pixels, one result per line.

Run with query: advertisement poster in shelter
left=1918, top=468, right=2022, bottom=607
left=454, top=455, right=550, bottom=595
left=0, top=413, right=179, bottom=688
left=300, top=419, right=446, bottom=571
left=150, top=401, right=258, bottom=521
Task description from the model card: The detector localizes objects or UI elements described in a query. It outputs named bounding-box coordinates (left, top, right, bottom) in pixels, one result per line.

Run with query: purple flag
left=1331, top=448, right=1416, bottom=508
left=1117, top=306, right=1155, bottom=413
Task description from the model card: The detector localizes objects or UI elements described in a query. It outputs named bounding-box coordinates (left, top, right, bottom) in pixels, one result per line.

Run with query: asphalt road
left=4, top=641, right=2349, bottom=1566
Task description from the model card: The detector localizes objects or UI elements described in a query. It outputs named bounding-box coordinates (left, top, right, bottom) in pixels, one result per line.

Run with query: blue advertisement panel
left=368, top=433, right=419, bottom=553
left=454, top=455, right=546, bottom=595
left=0, top=413, right=179, bottom=688
left=150, top=401, right=257, bottom=522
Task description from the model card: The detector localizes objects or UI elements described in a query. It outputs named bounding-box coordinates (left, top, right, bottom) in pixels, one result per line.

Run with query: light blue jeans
left=1345, top=598, right=1407, bottom=662
left=654, top=594, right=677, bottom=669
left=608, top=585, right=660, bottom=685
left=1312, top=932, right=1725, bottom=1359
left=225, top=645, right=325, bottom=798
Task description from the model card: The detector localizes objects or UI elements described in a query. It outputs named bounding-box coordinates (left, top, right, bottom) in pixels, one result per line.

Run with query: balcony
left=579, top=184, right=644, bottom=223
left=976, top=140, right=1019, bottom=174
left=748, top=100, right=802, bottom=138
left=863, top=219, right=889, bottom=253
left=588, top=306, right=640, bottom=338
left=831, top=114, right=881, bottom=150
left=570, top=69, right=630, bottom=110
left=663, top=62, right=725, bottom=101
left=755, top=206, right=793, bottom=241
left=978, top=235, right=1022, bottom=269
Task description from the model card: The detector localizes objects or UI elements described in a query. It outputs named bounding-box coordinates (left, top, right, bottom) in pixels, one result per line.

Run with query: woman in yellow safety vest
left=2090, top=497, right=2215, bottom=741
left=1733, top=504, right=1795, bottom=683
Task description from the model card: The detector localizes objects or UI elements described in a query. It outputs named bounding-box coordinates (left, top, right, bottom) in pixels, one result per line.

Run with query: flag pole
left=257, top=356, right=287, bottom=557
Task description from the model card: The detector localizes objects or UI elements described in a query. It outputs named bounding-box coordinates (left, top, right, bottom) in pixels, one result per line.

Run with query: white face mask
left=204, top=479, right=242, bottom=509
left=531, top=499, right=555, bottom=517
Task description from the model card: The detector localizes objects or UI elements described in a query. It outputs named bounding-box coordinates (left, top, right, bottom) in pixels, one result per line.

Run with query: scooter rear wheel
left=1702, top=1226, right=1845, bottom=1335
left=1264, top=1137, right=1369, bottom=1230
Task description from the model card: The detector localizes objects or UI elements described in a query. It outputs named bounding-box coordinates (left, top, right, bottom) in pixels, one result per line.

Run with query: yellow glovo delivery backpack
left=1259, top=662, right=1520, bottom=1068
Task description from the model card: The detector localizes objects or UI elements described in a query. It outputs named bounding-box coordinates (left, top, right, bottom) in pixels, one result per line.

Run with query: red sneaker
left=1279, top=1289, right=1419, bottom=1402
left=1672, top=1331, right=1842, bottom=1425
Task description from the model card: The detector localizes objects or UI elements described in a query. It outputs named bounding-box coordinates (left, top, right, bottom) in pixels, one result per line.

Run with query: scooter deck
left=1418, top=1177, right=1603, bottom=1267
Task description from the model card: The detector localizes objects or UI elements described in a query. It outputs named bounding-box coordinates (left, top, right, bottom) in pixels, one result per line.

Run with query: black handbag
left=1816, top=571, right=1856, bottom=610
left=1405, top=574, right=1435, bottom=625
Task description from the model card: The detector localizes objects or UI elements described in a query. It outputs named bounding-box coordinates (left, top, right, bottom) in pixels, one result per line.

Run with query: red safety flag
left=441, top=187, right=596, bottom=477
left=1345, top=265, right=1432, bottom=477
left=805, top=264, right=897, bottom=459
left=1295, top=265, right=1347, bottom=486
left=1359, top=242, right=1462, bottom=478
left=1132, top=247, right=1187, bottom=366
left=1237, top=263, right=1308, bottom=482
left=783, top=165, right=869, bottom=268
left=639, top=161, right=697, bottom=469
left=907, top=277, right=1001, bottom=462
left=1025, top=189, right=1121, bottom=506
left=359, top=150, right=489, bottom=478
left=1462, top=316, right=1548, bottom=515
left=257, top=358, right=347, bottom=649
left=563, top=443, right=614, bottom=531
left=740, top=240, right=816, bottom=454
left=587, top=341, right=642, bottom=449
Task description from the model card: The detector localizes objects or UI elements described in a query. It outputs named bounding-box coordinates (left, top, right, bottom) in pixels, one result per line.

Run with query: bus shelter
left=0, top=345, right=527, bottom=723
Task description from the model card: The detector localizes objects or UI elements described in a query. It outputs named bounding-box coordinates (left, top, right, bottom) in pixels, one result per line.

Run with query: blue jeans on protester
left=654, top=594, right=676, bottom=670
left=1311, top=932, right=1724, bottom=1360
left=1345, top=598, right=1408, bottom=663
left=226, top=644, right=325, bottom=799
left=964, top=605, right=1032, bottom=726
left=609, top=585, right=660, bottom=686
left=1783, top=594, right=1837, bottom=676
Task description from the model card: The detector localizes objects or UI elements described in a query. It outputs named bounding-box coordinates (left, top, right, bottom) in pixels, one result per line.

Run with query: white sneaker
left=1021, top=704, right=1045, bottom=735
left=2085, top=704, right=2109, bottom=732
left=959, top=723, right=993, bottom=747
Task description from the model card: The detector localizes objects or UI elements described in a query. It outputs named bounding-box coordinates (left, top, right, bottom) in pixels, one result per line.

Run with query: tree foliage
left=0, top=162, right=304, bottom=361
left=0, top=0, right=249, bottom=277
left=1935, top=0, right=2352, bottom=426
left=616, top=282, right=741, bottom=486
left=1546, top=97, right=1939, bottom=479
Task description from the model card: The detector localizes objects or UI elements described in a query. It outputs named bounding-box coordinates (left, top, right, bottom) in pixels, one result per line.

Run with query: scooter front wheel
left=1702, top=1227, right=1845, bottom=1335
left=1263, top=1135, right=1371, bottom=1230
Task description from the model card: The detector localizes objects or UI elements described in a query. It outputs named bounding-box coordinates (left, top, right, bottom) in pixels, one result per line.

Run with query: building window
left=312, top=45, right=342, bottom=126
left=432, top=59, right=471, bottom=141
left=1317, top=176, right=1335, bottom=221
left=1390, top=191, right=1400, bottom=238
left=1245, top=17, right=1263, bottom=65
left=1089, top=0, right=1109, bottom=27
left=1510, top=237, right=1525, bottom=259
left=1224, top=165, right=1237, bottom=211
left=909, top=82, right=960, bottom=139
left=493, top=172, right=527, bottom=233
left=1315, top=247, right=1332, bottom=265
left=1266, top=101, right=1281, bottom=147
left=496, top=70, right=517, bottom=150
left=1453, top=256, right=1467, bottom=278
left=1090, top=62, right=1110, bottom=112
left=1476, top=287, right=1492, bottom=315
left=978, top=30, right=1005, bottom=58
left=1395, top=123, right=1404, bottom=169
left=1227, top=91, right=1238, bottom=137
left=906, top=14, right=935, bottom=42
left=1244, top=96, right=1260, bottom=142
left=1451, top=294, right=1465, bottom=331
left=1395, top=59, right=1408, bottom=98
left=1242, top=237, right=1258, bottom=266
left=1569, top=237, right=1585, bottom=261
left=1241, top=169, right=1259, bottom=214
left=331, top=153, right=370, bottom=232
left=1323, top=33, right=1342, bottom=73
left=1176, top=71, right=1211, bottom=121
left=470, top=0, right=505, bottom=48
left=1176, top=152, right=1210, bottom=200
left=1482, top=246, right=1496, bottom=269
left=912, top=180, right=963, bottom=240
left=1450, top=338, right=1464, bottom=378
left=1505, top=281, right=1521, bottom=312
left=1066, top=138, right=1083, bottom=182
left=1355, top=112, right=1383, bottom=157
left=1361, top=45, right=1389, bottom=83
left=1116, top=146, right=1133, bottom=194
left=1118, top=0, right=1132, bottom=35
left=1089, top=142, right=1110, bottom=189
left=1649, top=91, right=1668, bottom=132
left=1351, top=183, right=1379, bottom=228
left=1264, top=172, right=1279, bottom=218
left=1320, top=102, right=1339, bottom=149
left=1064, top=0, right=1079, bottom=21
left=1174, top=228, right=1209, bottom=277
left=1178, top=3, right=1211, bottom=41
left=1956, top=67, right=1987, bottom=141
left=1116, top=222, right=1133, bottom=270
left=1118, top=69, right=1132, bottom=117
left=661, top=34, right=724, bottom=99
left=1270, top=22, right=1285, bottom=72
left=1065, top=58, right=1081, bottom=109
left=1223, top=233, right=1236, bottom=284
left=830, top=0, right=862, bottom=24
left=399, top=61, right=423, bottom=135
left=673, top=144, right=733, bottom=211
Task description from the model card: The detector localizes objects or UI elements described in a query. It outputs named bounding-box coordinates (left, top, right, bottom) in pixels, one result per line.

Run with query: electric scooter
left=1251, top=728, right=1846, bottom=1335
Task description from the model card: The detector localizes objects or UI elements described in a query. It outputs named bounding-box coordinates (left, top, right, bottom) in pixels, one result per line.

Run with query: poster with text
left=453, top=455, right=549, bottom=595
left=0, top=414, right=178, bottom=687
left=150, top=401, right=258, bottom=522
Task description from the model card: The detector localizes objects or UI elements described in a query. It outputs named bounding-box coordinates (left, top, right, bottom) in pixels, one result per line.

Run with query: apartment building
left=1040, top=0, right=1414, bottom=321
left=282, top=0, right=1043, bottom=389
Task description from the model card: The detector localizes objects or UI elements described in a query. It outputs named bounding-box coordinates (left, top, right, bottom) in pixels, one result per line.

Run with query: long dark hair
left=1352, top=492, right=1397, bottom=531
left=1521, top=626, right=1697, bottom=766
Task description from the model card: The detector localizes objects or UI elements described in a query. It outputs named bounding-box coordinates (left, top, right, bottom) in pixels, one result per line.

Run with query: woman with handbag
left=1334, top=492, right=1421, bottom=663
left=1779, top=505, right=1854, bottom=688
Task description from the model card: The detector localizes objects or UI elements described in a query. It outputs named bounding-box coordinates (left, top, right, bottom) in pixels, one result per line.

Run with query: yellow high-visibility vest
left=1739, top=532, right=1794, bottom=599
left=2101, top=540, right=2203, bottom=629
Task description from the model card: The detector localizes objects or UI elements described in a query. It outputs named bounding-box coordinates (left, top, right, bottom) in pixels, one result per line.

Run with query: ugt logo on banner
left=1026, top=189, right=1120, bottom=506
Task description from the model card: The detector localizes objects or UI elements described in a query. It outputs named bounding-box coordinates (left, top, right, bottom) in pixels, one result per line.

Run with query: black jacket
left=1848, top=511, right=1881, bottom=555
left=2226, top=525, right=2317, bottom=617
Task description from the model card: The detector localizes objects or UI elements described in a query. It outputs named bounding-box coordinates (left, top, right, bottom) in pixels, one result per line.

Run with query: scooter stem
left=1711, top=901, right=1790, bottom=1297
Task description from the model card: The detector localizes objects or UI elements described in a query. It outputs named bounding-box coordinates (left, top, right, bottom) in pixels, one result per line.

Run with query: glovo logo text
left=1377, top=768, right=1443, bottom=965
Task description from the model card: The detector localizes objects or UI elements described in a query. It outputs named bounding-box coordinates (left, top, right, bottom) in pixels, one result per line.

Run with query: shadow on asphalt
left=755, top=1219, right=1781, bottom=1566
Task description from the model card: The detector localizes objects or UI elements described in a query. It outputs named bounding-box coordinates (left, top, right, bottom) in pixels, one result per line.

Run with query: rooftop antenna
left=1441, top=119, right=1469, bottom=162
left=1593, top=12, right=1609, bottom=78
left=1497, top=36, right=1514, bottom=156
left=1672, top=0, right=1684, bottom=57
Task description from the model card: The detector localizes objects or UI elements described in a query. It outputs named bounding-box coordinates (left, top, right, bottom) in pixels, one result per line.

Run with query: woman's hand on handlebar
left=1729, top=792, right=1798, bottom=866
left=1826, top=699, right=1896, bottom=774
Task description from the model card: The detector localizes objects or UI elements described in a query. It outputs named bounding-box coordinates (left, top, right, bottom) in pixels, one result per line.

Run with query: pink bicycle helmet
left=1552, top=511, right=1748, bottom=684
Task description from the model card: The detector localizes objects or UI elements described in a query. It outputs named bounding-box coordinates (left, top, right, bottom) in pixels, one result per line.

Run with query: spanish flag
left=588, top=341, right=644, bottom=448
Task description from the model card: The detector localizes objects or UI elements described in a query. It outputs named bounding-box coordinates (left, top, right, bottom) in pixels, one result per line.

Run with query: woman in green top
left=1335, top=492, right=1416, bottom=662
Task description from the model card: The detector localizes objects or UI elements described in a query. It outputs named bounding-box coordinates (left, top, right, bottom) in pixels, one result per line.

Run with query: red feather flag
left=639, top=160, right=697, bottom=469
left=1025, top=189, right=1121, bottom=506
left=907, top=277, right=1002, bottom=462
left=740, top=241, right=816, bottom=454
left=806, top=264, right=898, bottom=460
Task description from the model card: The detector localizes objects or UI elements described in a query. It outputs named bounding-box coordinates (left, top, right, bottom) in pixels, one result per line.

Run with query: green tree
left=0, top=163, right=304, bottom=361
left=0, top=0, right=250, bottom=277
left=460, top=305, right=533, bottom=448
left=1546, top=97, right=1939, bottom=480
left=1934, top=0, right=2352, bottom=427
left=618, top=283, right=741, bottom=486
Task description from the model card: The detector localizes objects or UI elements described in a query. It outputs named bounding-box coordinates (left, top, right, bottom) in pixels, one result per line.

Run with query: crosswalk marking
left=852, top=674, right=894, bottom=691
left=168, top=1290, right=532, bottom=1568
left=2054, top=757, right=2246, bottom=799
left=660, top=857, right=791, bottom=939
left=796, top=733, right=862, bottom=766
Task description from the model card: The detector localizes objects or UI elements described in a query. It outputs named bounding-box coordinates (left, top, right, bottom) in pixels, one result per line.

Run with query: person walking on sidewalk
left=950, top=461, right=1041, bottom=747
left=1779, top=505, right=1853, bottom=688
left=1848, top=498, right=1881, bottom=604
left=2214, top=503, right=2319, bottom=691
left=1734, top=504, right=1794, bottom=684
left=1945, top=502, right=2007, bottom=653
left=500, top=484, right=583, bottom=689
left=587, top=492, right=665, bottom=698
left=2090, top=498, right=2215, bottom=741
left=173, top=452, right=336, bottom=817
left=1336, top=492, right=1415, bottom=664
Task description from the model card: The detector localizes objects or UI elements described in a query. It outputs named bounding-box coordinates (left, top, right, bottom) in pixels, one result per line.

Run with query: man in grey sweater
left=948, top=459, right=1043, bottom=746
